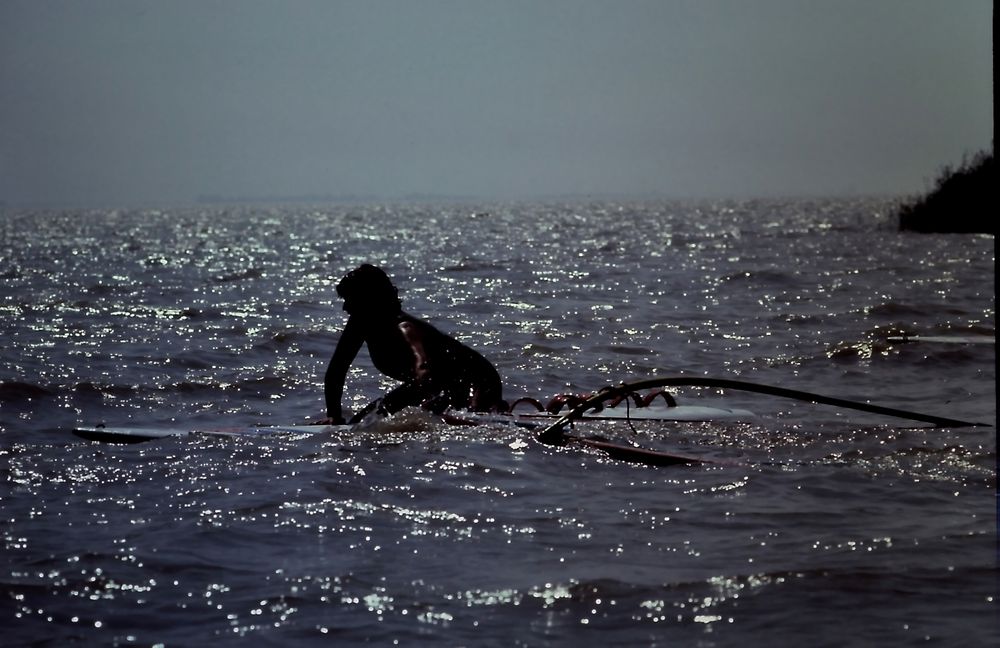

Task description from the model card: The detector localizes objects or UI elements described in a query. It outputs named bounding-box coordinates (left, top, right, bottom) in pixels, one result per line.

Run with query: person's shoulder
left=396, top=315, right=422, bottom=334
left=398, top=313, right=445, bottom=338
left=398, top=311, right=430, bottom=327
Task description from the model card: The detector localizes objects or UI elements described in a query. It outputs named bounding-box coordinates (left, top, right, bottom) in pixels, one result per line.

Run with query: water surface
left=2, top=200, right=995, bottom=645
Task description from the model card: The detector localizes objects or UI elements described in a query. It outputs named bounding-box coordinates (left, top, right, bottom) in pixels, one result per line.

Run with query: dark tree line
left=898, top=147, right=995, bottom=233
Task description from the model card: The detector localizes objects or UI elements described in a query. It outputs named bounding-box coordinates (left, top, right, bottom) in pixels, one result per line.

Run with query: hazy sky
left=0, top=0, right=992, bottom=205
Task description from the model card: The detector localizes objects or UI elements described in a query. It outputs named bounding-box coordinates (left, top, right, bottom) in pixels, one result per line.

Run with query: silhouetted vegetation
left=898, top=147, right=995, bottom=233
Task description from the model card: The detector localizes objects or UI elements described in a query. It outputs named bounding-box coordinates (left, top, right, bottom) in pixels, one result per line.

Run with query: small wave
left=253, top=328, right=335, bottom=351
left=72, top=382, right=137, bottom=397
left=212, top=268, right=264, bottom=283
left=825, top=339, right=897, bottom=361
left=166, top=350, right=234, bottom=369
left=0, top=381, right=53, bottom=403
left=440, top=257, right=495, bottom=272
left=776, top=313, right=824, bottom=325
left=229, top=376, right=288, bottom=399
left=85, top=282, right=133, bottom=296
left=169, top=381, right=219, bottom=394
left=721, top=269, right=797, bottom=286
left=520, top=342, right=567, bottom=356
left=2, top=380, right=145, bottom=405
left=602, top=344, right=654, bottom=356
left=866, top=301, right=966, bottom=317
left=891, top=443, right=988, bottom=459
left=172, top=307, right=220, bottom=320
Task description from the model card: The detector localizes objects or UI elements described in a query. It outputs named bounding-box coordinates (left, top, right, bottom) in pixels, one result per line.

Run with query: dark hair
left=336, top=264, right=401, bottom=310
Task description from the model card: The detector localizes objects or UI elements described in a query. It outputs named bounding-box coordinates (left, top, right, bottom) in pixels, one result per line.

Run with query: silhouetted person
left=321, top=264, right=504, bottom=424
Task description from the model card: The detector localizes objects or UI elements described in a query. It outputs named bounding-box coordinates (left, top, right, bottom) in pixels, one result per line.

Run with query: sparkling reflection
left=1, top=201, right=994, bottom=645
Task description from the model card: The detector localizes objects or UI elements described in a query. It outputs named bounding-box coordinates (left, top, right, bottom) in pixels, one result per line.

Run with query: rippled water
left=2, top=200, right=996, bottom=646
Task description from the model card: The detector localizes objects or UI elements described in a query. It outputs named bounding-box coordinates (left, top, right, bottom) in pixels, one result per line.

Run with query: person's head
left=336, top=264, right=401, bottom=315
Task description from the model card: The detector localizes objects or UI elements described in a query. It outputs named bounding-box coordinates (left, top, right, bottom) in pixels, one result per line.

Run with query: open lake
left=2, top=199, right=995, bottom=646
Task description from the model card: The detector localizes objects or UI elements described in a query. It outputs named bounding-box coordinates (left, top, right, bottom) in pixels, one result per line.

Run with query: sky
left=0, top=0, right=993, bottom=206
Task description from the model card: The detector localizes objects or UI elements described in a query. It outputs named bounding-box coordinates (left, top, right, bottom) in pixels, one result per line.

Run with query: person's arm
left=324, top=316, right=364, bottom=423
